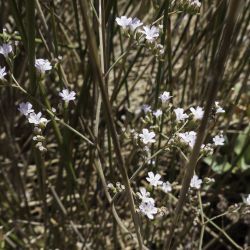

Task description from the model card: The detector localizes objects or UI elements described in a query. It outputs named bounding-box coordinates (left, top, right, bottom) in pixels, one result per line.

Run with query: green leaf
left=204, top=156, right=232, bottom=174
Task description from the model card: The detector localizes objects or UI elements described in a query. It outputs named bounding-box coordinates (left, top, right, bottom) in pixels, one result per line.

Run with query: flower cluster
left=174, top=0, right=201, bottom=14
left=0, top=42, right=13, bottom=81
left=18, top=102, right=49, bottom=152
left=115, top=16, right=165, bottom=57
left=178, top=131, right=225, bottom=149
left=137, top=172, right=172, bottom=219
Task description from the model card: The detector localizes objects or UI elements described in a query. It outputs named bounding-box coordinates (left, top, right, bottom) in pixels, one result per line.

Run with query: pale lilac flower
left=130, top=18, right=143, bottom=31
left=137, top=187, right=155, bottom=204
left=0, top=66, right=7, bottom=80
left=153, top=109, right=162, bottom=118
left=159, top=91, right=172, bottom=103
left=59, top=89, right=76, bottom=102
left=35, top=58, right=52, bottom=73
left=141, top=26, right=159, bottom=42
left=139, top=129, right=156, bottom=144
left=215, top=102, right=225, bottom=114
left=0, top=43, right=13, bottom=57
left=213, top=135, right=225, bottom=146
left=179, top=131, right=197, bottom=148
left=115, top=16, right=132, bottom=28
left=18, top=102, right=34, bottom=116
left=141, top=104, right=152, bottom=113
left=190, top=175, right=202, bottom=189
left=161, top=181, right=172, bottom=193
left=28, top=112, right=48, bottom=126
left=139, top=201, right=157, bottom=219
left=174, top=108, right=189, bottom=121
left=146, top=172, right=163, bottom=187
left=190, top=106, right=204, bottom=120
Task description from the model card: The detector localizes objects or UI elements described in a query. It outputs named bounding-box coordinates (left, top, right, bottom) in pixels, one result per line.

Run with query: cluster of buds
left=33, top=127, right=47, bottom=153
left=174, top=0, right=201, bottom=14
left=107, top=182, right=125, bottom=194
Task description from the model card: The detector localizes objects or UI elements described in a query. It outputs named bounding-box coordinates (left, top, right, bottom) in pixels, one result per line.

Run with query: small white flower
left=35, top=58, right=52, bottom=73
left=215, top=102, right=225, bottom=114
left=146, top=172, right=163, bottom=187
left=0, top=43, right=13, bottom=57
left=137, top=187, right=155, bottom=203
left=153, top=109, right=162, bottom=118
left=115, top=16, right=132, bottom=28
left=213, top=135, right=225, bottom=146
left=245, top=194, right=250, bottom=206
left=28, top=112, right=42, bottom=125
left=28, top=112, right=48, bottom=126
left=179, top=131, right=197, bottom=148
left=190, top=175, right=202, bottom=189
left=159, top=91, right=172, bottom=103
left=161, top=181, right=172, bottom=193
left=130, top=18, right=143, bottom=31
left=190, top=106, right=204, bottom=120
left=190, top=0, right=201, bottom=8
left=0, top=66, right=7, bottom=80
left=141, top=26, right=159, bottom=42
left=59, top=89, right=76, bottom=102
left=174, top=108, right=189, bottom=121
left=18, top=102, right=34, bottom=116
left=141, top=104, right=151, bottom=113
left=139, top=129, right=156, bottom=144
left=139, top=201, right=157, bottom=219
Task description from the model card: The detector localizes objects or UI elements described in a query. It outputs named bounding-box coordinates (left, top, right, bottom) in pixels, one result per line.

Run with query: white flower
left=141, top=104, right=151, bottom=113
left=141, top=26, right=159, bottom=42
left=179, top=131, right=197, bottom=148
left=146, top=172, right=163, bottom=187
left=213, top=135, right=225, bottom=146
left=174, top=108, right=189, bottom=121
left=245, top=194, right=250, bottom=206
left=190, top=175, right=202, bottom=189
left=159, top=91, right=172, bottom=103
left=0, top=66, right=7, bottom=80
left=153, top=109, right=162, bottom=118
left=130, top=18, right=143, bottom=31
left=59, top=89, right=76, bottom=102
left=161, top=181, right=172, bottom=193
left=137, top=187, right=155, bottom=204
left=190, top=106, right=204, bottom=120
left=139, top=201, right=157, bottom=219
left=28, top=112, right=48, bottom=126
left=115, top=16, right=132, bottom=28
left=35, top=58, right=52, bottom=73
left=0, top=43, right=13, bottom=57
left=190, top=0, right=201, bottom=8
left=139, top=129, right=156, bottom=144
left=215, top=102, right=225, bottom=114
left=18, top=102, right=34, bottom=116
